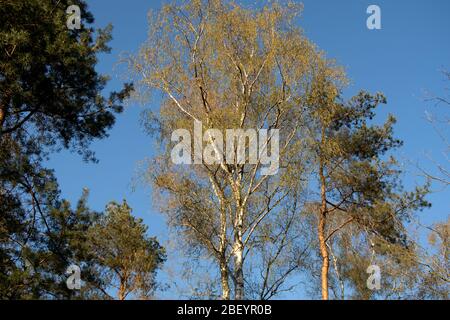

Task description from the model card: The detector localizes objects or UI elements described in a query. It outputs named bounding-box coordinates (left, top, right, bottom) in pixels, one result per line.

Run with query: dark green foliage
left=33, top=190, right=106, bottom=299
left=0, top=0, right=132, bottom=156
left=305, top=73, right=431, bottom=298
left=0, top=0, right=132, bottom=299
left=88, top=201, right=166, bottom=299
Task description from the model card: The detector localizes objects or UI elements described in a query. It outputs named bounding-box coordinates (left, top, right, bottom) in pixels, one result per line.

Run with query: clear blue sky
left=45, top=0, right=450, bottom=298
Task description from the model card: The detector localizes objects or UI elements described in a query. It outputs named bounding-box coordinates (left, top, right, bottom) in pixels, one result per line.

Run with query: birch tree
left=129, top=0, right=324, bottom=299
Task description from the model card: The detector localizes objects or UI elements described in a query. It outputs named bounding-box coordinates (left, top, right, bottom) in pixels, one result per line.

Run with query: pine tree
left=0, top=0, right=132, bottom=298
left=304, top=66, right=430, bottom=299
left=88, top=201, right=166, bottom=300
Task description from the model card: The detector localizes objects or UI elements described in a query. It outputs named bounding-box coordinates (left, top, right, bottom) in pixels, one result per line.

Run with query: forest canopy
left=0, top=0, right=448, bottom=300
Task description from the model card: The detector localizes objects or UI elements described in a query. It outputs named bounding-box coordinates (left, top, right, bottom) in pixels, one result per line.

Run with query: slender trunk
left=318, top=128, right=329, bottom=300
left=233, top=239, right=244, bottom=300
left=233, top=207, right=245, bottom=300
left=118, top=279, right=126, bottom=300
left=0, top=106, right=5, bottom=132
left=220, top=257, right=230, bottom=300
left=219, top=204, right=230, bottom=300
left=318, top=209, right=329, bottom=299
left=318, top=175, right=329, bottom=299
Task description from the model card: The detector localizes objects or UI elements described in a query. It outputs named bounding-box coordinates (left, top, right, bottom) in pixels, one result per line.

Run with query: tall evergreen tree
left=34, top=190, right=107, bottom=300
left=88, top=201, right=166, bottom=300
left=304, top=65, right=430, bottom=299
left=0, top=0, right=132, bottom=298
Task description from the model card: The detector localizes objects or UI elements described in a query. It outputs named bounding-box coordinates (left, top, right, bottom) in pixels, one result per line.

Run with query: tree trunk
left=0, top=106, right=5, bottom=132
left=233, top=239, right=244, bottom=300
left=219, top=203, right=230, bottom=300
left=318, top=206, right=329, bottom=299
left=220, top=258, right=230, bottom=300
left=318, top=128, right=329, bottom=300
left=118, top=280, right=126, bottom=300
left=233, top=208, right=245, bottom=300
